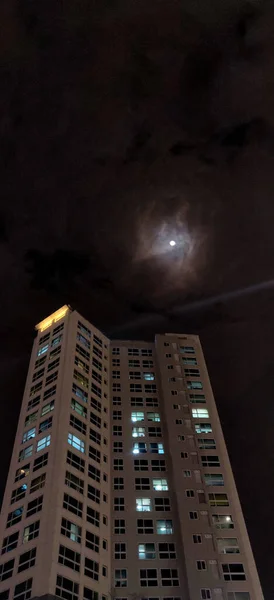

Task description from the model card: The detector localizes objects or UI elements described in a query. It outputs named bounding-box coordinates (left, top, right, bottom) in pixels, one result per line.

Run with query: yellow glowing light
left=35, top=305, right=70, bottom=332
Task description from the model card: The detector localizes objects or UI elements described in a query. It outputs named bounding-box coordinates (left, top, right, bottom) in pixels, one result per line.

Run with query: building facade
left=0, top=306, right=264, bottom=600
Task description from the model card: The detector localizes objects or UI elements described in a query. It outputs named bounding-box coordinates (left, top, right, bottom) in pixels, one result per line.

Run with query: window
left=208, top=493, right=229, bottom=507
left=184, top=368, right=200, bottom=377
left=189, top=511, right=198, bottom=520
left=65, top=471, right=84, bottom=494
left=222, top=564, right=246, bottom=581
left=90, top=411, right=101, bottom=428
left=0, top=558, right=14, bottom=581
left=136, top=498, right=151, bottom=511
left=83, top=591, right=98, bottom=600
left=90, top=397, right=102, bottom=412
left=140, top=569, right=158, bottom=587
left=217, top=538, right=239, bottom=554
left=74, top=369, right=89, bottom=390
left=76, top=332, right=90, bottom=349
left=86, top=507, right=100, bottom=527
left=114, top=519, right=125, bottom=534
left=26, top=495, right=43, bottom=518
left=43, top=384, right=56, bottom=401
left=114, top=478, right=124, bottom=490
left=85, top=531, right=99, bottom=553
left=89, top=445, right=100, bottom=463
left=55, top=574, right=79, bottom=600
left=115, top=543, right=127, bottom=560
left=38, top=343, right=49, bottom=356
left=113, top=396, right=121, bottom=405
left=189, top=393, right=205, bottom=403
left=192, top=408, right=208, bottom=418
left=180, top=345, right=195, bottom=354
left=128, top=348, right=139, bottom=356
left=114, top=498, right=125, bottom=511
left=130, top=384, right=142, bottom=393
left=212, top=514, right=234, bottom=529
left=150, top=443, right=164, bottom=454
left=154, top=498, right=171, bottom=511
left=30, top=473, right=46, bottom=494
left=187, top=381, right=203, bottom=390
left=181, top=452, right=188, bottom=458
left=156, top=520, right=173, bottom=534
left=175, top=419, right=183, bottom=425
left=88, top=464, right=100, bottom=483
left=24, top=412, right=38, bottom=427
left=148, top=427, right=162, bottom=437
left=129, top=360, right=140, bottom=368
left=76, top=342, right=90, bottom=360
left=11, top=484, right=27, bottom=504
left=158, top=543, right=176, bottom=559
left=30, top=382, right=43, bottom=397
left=38, top=415, right=53, bottom=433
left=141, top=348, right=152, bottom=356
left=133, top=442, right=147, bottom=454
left=48, top=357, right=60, bottom=372
left=112, top=370, right=120, bottom=379
left=137, top=519, right=154, bottom=534
left=63, top=494, right=83, bottom=518
left=204, top=474, right=224, bottom=486
left=201, top=456, right=220, bottom=467
left=68, top=434, right=85, bottom=454
left=113, top=383, right=121, bottom=392
left=36, top=435, right=51, bottom=452
left=197, top=561, right=206, bottom=571
left=144, top=384, right=157, bottom=393
left=114, top=459, right=124, bottom=470
left=227, top=594, right=250, bottom=600
left=112, top=347, right=120, bottom=355
left=71, top=399, right=87, bottom=418
left=75, top=356, right=89, bottom=374
left=134, top=458, right=148, bottom=471
left=67, top=451, right=85, bottom=473
left=23, top=521, right=40, bottom=543
left=50, top=346, right=61, bottom=359
left=6, top=507, right=23, bottom=528
left=132, top=426, right=145, bottom=437
left=146, top=397, right=159, bottom=407
left=112, top=359, right=120, bottom=366
left=41, top=400, right=54, bottom=416
left=51, top=333, right=62, bottom=347
left=143, top=360, right=154, bottom=368
left=113, top=425, right=123, bottom=436
left=89, top=428, right=101, bottom=445
left=13, top=578, right=32, bottom=600
left=58, top=545, right=80, bottom=572
left=161, top=569, right=179, bottom=586
left=195, top=423, right=212, bottom=434
left=143, top=372, right=155, bottom=381
left=135, top=478, right=150, bottom=490
left=186, top=489, right=194, bottom=498
left=72, top=383, right=88, bottom=403
left=19, top=445, right=33, bottom=462
left=198, top=438, right=216, bottom=450
left=27, top=396, right=40, bottom=411
left=153, top=479, right=168, bottom=491
left=18, top=548, right=36, bottom=573
left=114, top=442, right=123, bottom=453
left=131, top=411, right=144, bottom=422
left=151, top=459, right=166, bottom=471
left=193, top=534, right=202, bottom=544
left=45, top=371, right=58, bottom=386
left=1, top=531, right=19, bottom=554
left=201, top=591, right=211, bottom=600
left=84, top=558, right=99, bottom=581
left=115, top=569, right=127, bottom=587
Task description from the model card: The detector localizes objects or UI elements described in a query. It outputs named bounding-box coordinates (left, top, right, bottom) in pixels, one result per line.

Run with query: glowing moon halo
left=169, top=240, right=176, bottom=247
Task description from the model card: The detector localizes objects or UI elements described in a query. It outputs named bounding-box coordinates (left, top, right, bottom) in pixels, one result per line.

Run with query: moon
left=169, top=240, right=176, bottom=246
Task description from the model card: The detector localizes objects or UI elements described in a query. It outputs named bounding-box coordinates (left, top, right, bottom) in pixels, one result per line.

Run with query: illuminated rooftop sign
left=35, top=305, right=70, bottom=332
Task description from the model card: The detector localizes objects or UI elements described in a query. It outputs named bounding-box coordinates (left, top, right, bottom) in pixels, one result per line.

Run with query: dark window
left=58, top=545, right=80, bottom=572
left=63, top=494, right=83, bottom=518
left=33, top=452, right=48, bottom=472
left=18, top=548, right=36, bottom=573
left=26, top=496, right=43, bottom=518
left=55, top=574, right=79, bottom=600
left=1, top=532, right=19, bottom=555
left=88, top=485, right=100, bottom=504
left=0, top=558, right=14, bottom=582
left=86, top=507, right=100, bottom=527
left=85, top=531, right=99, bottom=553
left=67, top=451, right=85, bottom=473
left=70, top=415, right=86, bottom=435
left=13, top=578, right=32, bottom=600
left=84, top=557, right=99, bottom=580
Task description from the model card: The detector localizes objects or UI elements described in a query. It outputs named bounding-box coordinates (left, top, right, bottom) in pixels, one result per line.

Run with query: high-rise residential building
left=0, top=305, right=263, bottom=600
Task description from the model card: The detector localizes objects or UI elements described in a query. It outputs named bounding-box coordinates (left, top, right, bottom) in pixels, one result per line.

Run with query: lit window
left=187, top=381, right=203, bottom=390
left=41, top=401, right=54, bottom=416
left=23, top=520, right=40, bottom=543
left=204, top=474, right=224, bottom=487
left=37, top=344, right=49, bottom=356
left=68, top=434, right=85, bottom=454
left=152, top=479, right=168, bottom=491
left=212, top=514, right=234, bottom=529
left=71, top=399, right=87, bottom=418
left=6, top=506, right=23, bottom=528
left=61, top=518, right=82, bottom=543
left=147, top=412, right=160, bottom=422
left=208, top=493, right=229, bottom=507
left=132, top=427, right=145, bottom=438
left=192, top=408, right=209, bottom=419
left=217, top=538, right=239, bottom=554
left=15, top=465, right=30, bottom=483
left=195, top=423, right=212, bottom=434
left=149, top=443, right=164, bottom=454
left=136, top=498, right=151, bottom=512
left=131, top=412, right=144, bottom=422
left=22, top=428, right=36, bottom=444
left=24, top=412, right=38, bottom=427
left=180, top=346, right=195, bottom=354
left=138, top=543, right=156, bottom=560
left=143, top=373, right=155, bottom=381
left=133, top=443, right=147, bottom=455
left=156, top=520, right=173, bottom=534
left=36, top=435, right=51, bottom=452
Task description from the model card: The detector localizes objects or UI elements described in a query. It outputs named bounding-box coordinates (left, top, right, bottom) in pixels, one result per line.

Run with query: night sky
left=0, top=0, right=274, bottom=596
